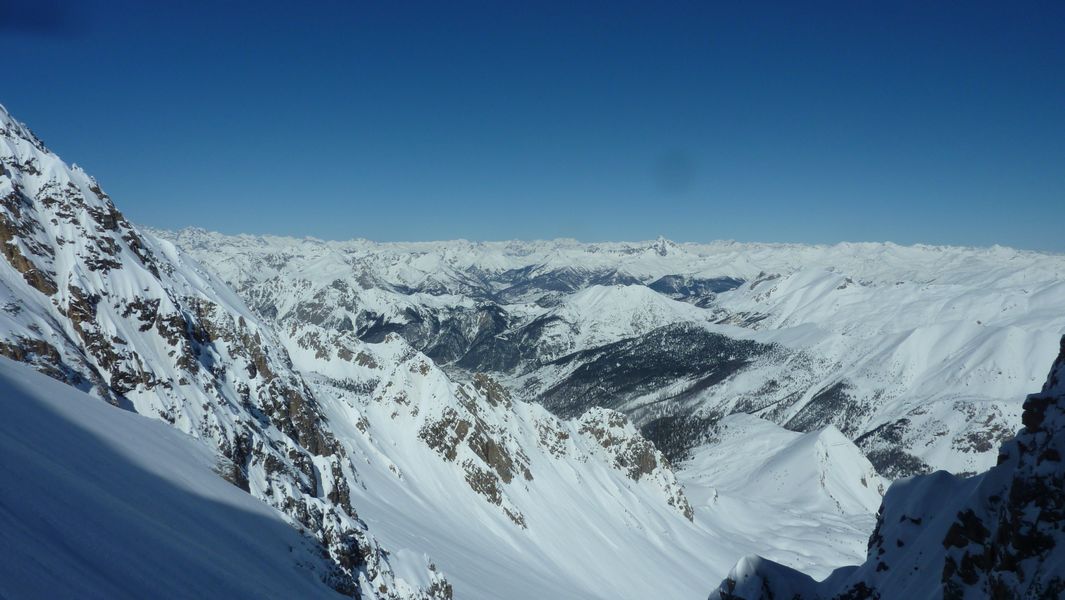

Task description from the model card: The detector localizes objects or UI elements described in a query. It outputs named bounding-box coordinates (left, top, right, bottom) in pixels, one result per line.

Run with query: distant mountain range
left=157, top=225, right=1065, bottom=479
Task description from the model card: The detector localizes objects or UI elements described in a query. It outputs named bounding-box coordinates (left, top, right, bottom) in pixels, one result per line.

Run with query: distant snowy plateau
left=2, top=101, right=1064, bottom=599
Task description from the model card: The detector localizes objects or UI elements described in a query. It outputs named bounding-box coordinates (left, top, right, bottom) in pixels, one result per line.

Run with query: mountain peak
left=651, top=235, right=677, bottom=256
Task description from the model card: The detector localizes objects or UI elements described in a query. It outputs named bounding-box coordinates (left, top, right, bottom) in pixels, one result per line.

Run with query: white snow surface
left=528, top=283, right=718, bottom=360
left=0, top=356, right=343, bottom=600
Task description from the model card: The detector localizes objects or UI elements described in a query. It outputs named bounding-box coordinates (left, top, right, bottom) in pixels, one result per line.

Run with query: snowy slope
left=708, top=336, right=1065, bottom=600
left=0, top=356, right=344, bottom=600
left=678, top=414, right=886, bottom=582
left=278, top=323, right=886, bottom=598
left=682, top=414, right=885, bottom=517
left=712, top=267, right=1065, bottom=476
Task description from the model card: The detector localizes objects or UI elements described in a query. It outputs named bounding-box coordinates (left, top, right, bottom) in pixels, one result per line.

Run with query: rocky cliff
left=0, top=104, right=448, bottom=598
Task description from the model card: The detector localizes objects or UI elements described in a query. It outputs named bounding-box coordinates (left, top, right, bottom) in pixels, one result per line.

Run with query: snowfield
left=0, top=357, right=343, bottom=600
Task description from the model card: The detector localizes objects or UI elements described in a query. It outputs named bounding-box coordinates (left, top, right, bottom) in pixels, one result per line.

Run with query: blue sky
left=3, top=0, right=1064, bottom=250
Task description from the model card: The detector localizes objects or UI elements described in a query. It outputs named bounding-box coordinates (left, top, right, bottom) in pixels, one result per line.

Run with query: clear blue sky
left=3, top=0, right=1064, bottom=250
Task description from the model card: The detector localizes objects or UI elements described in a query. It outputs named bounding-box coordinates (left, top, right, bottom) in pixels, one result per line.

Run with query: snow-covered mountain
left=0, top=104, right=444, bottom=598
left=158, top=228, right=1065, bottom=478
left=708, top=335, right=1065, bottom=599
left=305, top=340, right=888, bottom=598
left=0, top=104, right=890, bottom=598
left=251, top=289, right=879, bottom=598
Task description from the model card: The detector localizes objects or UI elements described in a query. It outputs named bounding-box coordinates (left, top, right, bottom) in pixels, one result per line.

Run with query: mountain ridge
left=164, top=226, right=1065, bottom=260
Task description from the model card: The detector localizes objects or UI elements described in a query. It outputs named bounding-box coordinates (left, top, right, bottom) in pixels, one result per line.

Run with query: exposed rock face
left=707, top=336, right=1065, bottom=600
left=287, top=324, right=695, bottom=526
left=579, top=407, right=694, bottom=520
left=0, top=105, right=447, bottom=598
left=938, top=337, right=1065, bottom=598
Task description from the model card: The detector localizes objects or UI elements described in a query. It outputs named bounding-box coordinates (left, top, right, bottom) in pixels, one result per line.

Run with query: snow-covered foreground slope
left=708, top=336, right=1065, bottom=600
left=158, top=228, right=1065, bottom=477
left=0, top=357, right=343, bottom=600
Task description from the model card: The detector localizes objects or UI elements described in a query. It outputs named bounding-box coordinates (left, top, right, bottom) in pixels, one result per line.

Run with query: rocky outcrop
left=938, top=337, right=1065, bottom=598
left=707, top=336, right=1065, bottom=600
left=283, top=322, right=697, bottom=526
left=579, top=407, right=694, bottom=520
